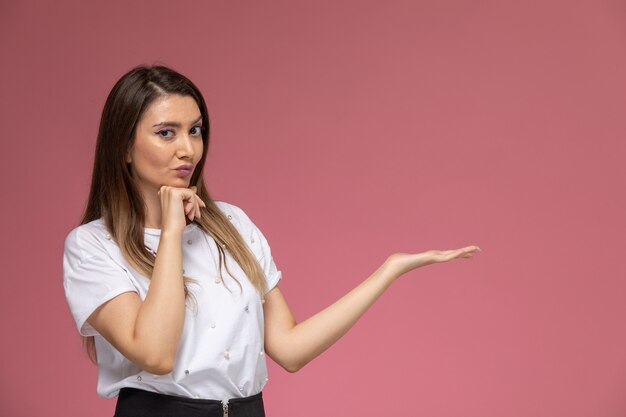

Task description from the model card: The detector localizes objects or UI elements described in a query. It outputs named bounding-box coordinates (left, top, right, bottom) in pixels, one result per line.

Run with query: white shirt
left=62, top=201, right=282, bottom=400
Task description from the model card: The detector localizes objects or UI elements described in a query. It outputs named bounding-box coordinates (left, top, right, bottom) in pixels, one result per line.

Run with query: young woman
left=63, top=65, right=481, bottom=417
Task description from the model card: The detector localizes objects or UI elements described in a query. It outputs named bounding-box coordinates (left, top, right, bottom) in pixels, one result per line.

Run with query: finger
left=458, top=246, right=480, bottom=259
left=449, top=250, right=467, bottom=261
left=193, top=195, right=206, bottom=218
left=456, top=246, right=479, bottom=255
left=186, top=199, right=195, bottom=220
left=189, top=198, right=199, bottom=220
left=183, top=194, right=193, bottom=210
left=183, top=190, right=196, bottom=207
left=184, top=200, right=194, bottom=216
left=197, top=195, right=207, bottom=207
left=443, top=248, right=471, bottom=261
left=190, top=192, right=200, bottom=218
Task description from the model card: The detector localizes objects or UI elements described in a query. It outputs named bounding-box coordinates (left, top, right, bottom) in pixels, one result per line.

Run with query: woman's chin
left=167, top=177, right=192, bottom=187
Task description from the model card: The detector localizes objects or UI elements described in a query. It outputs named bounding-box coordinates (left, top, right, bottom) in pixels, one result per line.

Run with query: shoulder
left=213, top=201, right=268, bottom=245
left=214, top=200, right=249, bottom=219
left=214, top=200, right=275, bottom=253
left=63, top=218, right=111, bottom=261
left=214, top=200, right=254, bottom=227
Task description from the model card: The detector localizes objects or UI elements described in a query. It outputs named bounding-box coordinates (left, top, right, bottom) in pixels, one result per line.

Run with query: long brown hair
left=80, top=65, right=267, bottom=361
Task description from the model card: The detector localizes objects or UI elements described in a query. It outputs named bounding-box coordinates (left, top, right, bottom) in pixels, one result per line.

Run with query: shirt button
left=105, top=233, right=112, bottom=240
left=136, top=376, right=142, bottom=381
left=244, top=305, right=249, bottom=313
left=187, top=239, right=192, bottom=245
left=239, top=386, right=244, bottom=392
left=251, top=238, right=255, bottom=244
left=265, top=377, right=269, bottom=382
left=259, top=351, right=265, bottom=356
left=195, top=395, right=201, bottom=399
left=214, top=277, right=221, bottom=284
left=227, top=214, right=233, bottom=220
left=224, top=350, right=230, bottom=359
left=185, top=370, right=190, bottom=375
left=261, top=299, right=266, bottom=304
left=210, top=322, right=216, bottom=328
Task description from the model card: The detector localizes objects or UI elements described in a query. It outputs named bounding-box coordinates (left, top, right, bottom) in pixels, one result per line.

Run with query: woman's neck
left=142, top=188, right=162, bottom=229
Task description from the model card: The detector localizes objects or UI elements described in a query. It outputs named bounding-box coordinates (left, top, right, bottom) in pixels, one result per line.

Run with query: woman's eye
left=190, top=126, right=202, bottom=136
left=157, top=129, right=174, bottom=138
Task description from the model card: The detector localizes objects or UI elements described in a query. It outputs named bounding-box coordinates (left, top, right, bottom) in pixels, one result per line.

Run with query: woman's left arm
left=263, top=245, right=481, bottom=372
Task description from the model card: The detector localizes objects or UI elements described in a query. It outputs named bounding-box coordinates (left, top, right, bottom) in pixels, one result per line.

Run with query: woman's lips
left=176, top=165, right=193, bottom=177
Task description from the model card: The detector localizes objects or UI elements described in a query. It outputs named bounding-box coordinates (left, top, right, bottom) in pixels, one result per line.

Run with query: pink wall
left=2, top=0, right=625, bottom=415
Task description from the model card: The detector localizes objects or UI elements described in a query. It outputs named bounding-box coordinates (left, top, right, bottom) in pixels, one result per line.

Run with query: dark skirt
left=114, top=387, right=265, bottom=417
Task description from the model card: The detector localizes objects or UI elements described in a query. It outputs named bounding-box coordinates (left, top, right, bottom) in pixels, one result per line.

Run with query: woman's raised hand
left=157, top=185, right=207, bottom=234
left=262, top=244, right=482, bottom=371
left=385, top=245, right=482, bottom=278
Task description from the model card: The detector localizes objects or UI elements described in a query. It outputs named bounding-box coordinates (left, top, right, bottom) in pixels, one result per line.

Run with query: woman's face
left=127, top=94, right=204, bottom=198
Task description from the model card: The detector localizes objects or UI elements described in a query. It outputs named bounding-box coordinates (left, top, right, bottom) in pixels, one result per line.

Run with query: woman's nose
left=177, top=134, right=195, bottom=158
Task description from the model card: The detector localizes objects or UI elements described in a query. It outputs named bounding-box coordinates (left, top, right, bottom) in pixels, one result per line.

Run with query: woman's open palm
left=386, top=245, right=482, bottom=278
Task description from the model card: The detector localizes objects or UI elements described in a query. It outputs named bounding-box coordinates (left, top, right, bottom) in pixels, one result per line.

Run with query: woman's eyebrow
left=152, top=115, right=203, bottom=128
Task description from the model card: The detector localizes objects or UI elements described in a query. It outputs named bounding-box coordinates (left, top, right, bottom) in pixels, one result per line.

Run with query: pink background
left=2, top=0, right=625, bottom=415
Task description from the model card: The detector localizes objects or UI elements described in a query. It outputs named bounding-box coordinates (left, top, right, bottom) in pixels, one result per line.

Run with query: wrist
left=376, top=259, right=402, bottom=285
left=158, top=229, right=183, bottom=246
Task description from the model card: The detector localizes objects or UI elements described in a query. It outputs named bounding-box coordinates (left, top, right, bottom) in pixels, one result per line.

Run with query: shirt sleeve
left=250, top=219, right=283, bottom=294
left=217, top=202, right=283, bottom=294
left=63, top=226, right=138, bottom=336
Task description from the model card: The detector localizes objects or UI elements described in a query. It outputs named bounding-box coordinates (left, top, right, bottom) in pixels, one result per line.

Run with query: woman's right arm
left=85, top=186, right=205, bottom=375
